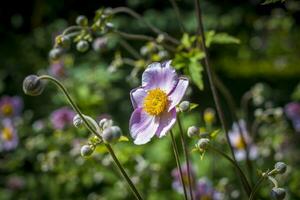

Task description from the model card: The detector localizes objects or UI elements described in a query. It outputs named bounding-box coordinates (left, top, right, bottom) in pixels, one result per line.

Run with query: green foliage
left=262, top=0, right=285, bottom=5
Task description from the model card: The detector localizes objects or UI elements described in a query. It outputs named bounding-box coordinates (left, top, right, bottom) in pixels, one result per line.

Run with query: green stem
left=208, top=145, right=252, bottom=196
left=249, top=174, right=267, bottom=200
left=177, top=116, right=194, bottom=200
left=38, top=75, right=143, bottom=200
left=111, top=7, right=180, bottom=45
left=170, top=130, right=188, bottom=200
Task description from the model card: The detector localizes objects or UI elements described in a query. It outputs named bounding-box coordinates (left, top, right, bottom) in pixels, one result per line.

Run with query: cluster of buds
left=99, top=118, right=122, bottom=143
left=262, top=162, right=288, bottom=200
left=49, top=8, right=114, bottom=61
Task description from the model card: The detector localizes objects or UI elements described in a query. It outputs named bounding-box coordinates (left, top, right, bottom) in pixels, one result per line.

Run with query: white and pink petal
left=156, top=107, right=177, bottom=138
left=168, top=76, right=189, bottom=111
left=130, top=87, right=147, bottom=109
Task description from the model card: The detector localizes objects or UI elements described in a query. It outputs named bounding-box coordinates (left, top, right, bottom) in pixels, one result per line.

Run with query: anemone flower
left=0, top=119, right=18, bottom=151
left=228, top=120, right=258, bottom=161
left=129, top=61, right=189, bottom=145
left=50, top=107, right=75, bottom=130
left=195, top=178, right=223, bottom=200
left=0, top=96, right=23, bottom=118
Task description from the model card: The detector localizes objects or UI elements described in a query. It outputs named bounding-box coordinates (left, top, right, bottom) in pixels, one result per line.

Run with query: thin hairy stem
left=38, top=75, right=143, bottom=200
left=170, top=130, right=188, bottom=200
left=194, top=0, right=236, bottom=162
left=111, top=7, right=180, bottom=45
left=177, top=116, right=194, bottom=200
left=169, top=0, right=186, bottom=32
left=208, top=145, right=252, bottom=196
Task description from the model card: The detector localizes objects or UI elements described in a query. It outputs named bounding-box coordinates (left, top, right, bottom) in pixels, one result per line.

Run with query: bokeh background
left=0, top=0, right=300, bottom=199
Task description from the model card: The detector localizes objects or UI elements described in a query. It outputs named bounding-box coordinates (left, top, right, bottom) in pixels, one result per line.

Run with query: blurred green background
left=0, top=0, right=300, bottom=199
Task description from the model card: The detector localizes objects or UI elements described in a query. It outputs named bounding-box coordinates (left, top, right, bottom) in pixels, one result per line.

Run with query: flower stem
left=249, top=173, right=268, bottom=200
left=38, top=75, right=143, bottom=200
left=170, top=130, right=188, bottom=200
left=177, top=116, right=194, bottom=200
left=208, top=145, right=252, bottom=196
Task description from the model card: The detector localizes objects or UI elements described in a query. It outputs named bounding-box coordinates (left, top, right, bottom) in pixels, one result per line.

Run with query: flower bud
left=274, top=162, right=287, bottom=174
left=73, top=114, right=83, bottom=128
left=271, top=188, right=286, bottom=200
left=99, top=118, right=113, bottom=130
left=196, top=138, right=210, bottom=151
left=23, top=75, right=45, bottom=96
left=187, top=126, right=199, bottom=137
left=80, top=145, right=94, bottom=157
left=179, top=101, right=190, bottom=112
left=76, top=40, right=89, bottom=52
left=60, top=36, right=71, bottom=49
left=76, top=15, right=88, bottom=26
left=102, top=126, right=122, bottom=143
left=49, top=48, right=63, bottom=61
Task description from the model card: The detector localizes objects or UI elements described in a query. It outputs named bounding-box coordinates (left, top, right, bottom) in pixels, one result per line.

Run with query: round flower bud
left=99, top=118, right=113, bottom=130
left=187, top=126, right=199, bottom=137
left=49, top=48, right=63, bottom=61
left=179, top=101, right=190, bottom=112
left=102, top=126, right=122, bottom=143
left=274, top=162, right=287, bottom=174
left=60, top=36, right=71, bottom=49
left=76, top=40, right=89, bottom=52
left=196, top=138, right=210, bottom=151
left=76, top=15, right=88, bottom=26
left=73, top=114, right=83, bottom=128
left=23, top=75, right=45, bottom=96
left=271, top=188, right=286, bottom=200
left=80, top=145, right=94, bottom=157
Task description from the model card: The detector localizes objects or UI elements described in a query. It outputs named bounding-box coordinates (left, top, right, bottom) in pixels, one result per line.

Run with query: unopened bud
left=49, top=48, right=63, bottom=61
left=73, top=114, right=83, bottom=128
left=76, top=40, right=89, bottom=52
left=179, top=101, right=190, bottom=112
left=102, top=126, right=122, bottom=143
left=23, top=75, right=45, bottom=96
left=60, top=36, right=71, bottom=49
left=274, top=162, right=287, bottom=174
left=271, top=188, right=286, bottom=200
left=80, top=145, right=94, bottom=157
left=99, top=118, right=113, bottom=130
left=76, top=15, right=88, bottom=26
left=187, top=126, right=199, bottom=137
left=196, top=138, right=210, bottom=151
left=196, top=138, right=209, bottom=151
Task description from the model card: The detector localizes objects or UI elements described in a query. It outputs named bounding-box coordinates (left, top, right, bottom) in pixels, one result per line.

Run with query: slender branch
left=111, top=7, right=180, bottom=45
left=38, top=75, right=143, bottom=200
left=177, top=116, right=194, bottom=200
left=208, top=145, right=252, bottom=196
left=114, top=30, right=154, bottom=41
left=119, top=39, right=142, bottom=59
left=249, top=174, right=268, bottom=200
left=170, top=130, right=188, bottom=200
left=169, top=0, right=186, bottom=33
left=194, top=0, right=236, bottom=162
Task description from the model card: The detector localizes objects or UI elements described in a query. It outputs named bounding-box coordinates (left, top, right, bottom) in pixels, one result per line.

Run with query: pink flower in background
left=129, top=61, right=189, bottom=144
left=0, top=119, right=19, bottom=151
left=0, top=96, right=23, bottom=118
left=229, top=120, right=258, bottom=161
left=50, top=107, right=75, bottom=130
left=285, top=102, right=300, bottom=132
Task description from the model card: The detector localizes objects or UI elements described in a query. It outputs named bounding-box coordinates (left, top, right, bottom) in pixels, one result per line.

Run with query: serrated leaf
left=206, top=31, right=240, bottom=47
left=188, top=59, right=204, bottom=90
left=118, top=136, right=129, bottom=142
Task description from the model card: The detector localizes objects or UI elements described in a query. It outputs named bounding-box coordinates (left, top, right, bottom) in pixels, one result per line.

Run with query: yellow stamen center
left=2, top=127, right=13, bottom=141
left=1, top=104, right=13, bottom=116
left=235, top=136, right=245, bottom=150
left=143, top=88, right=168, bottom=116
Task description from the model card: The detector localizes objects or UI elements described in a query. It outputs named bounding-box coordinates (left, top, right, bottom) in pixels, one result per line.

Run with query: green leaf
left=210, top=129, right=220, bottom=139
left=189, top=103, right=199, bottom=111
left=188, top=59, right=204, bottom=90
left=118, top=136, right=129, bottom=142
left=206, top=31, right=240, bottom=47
